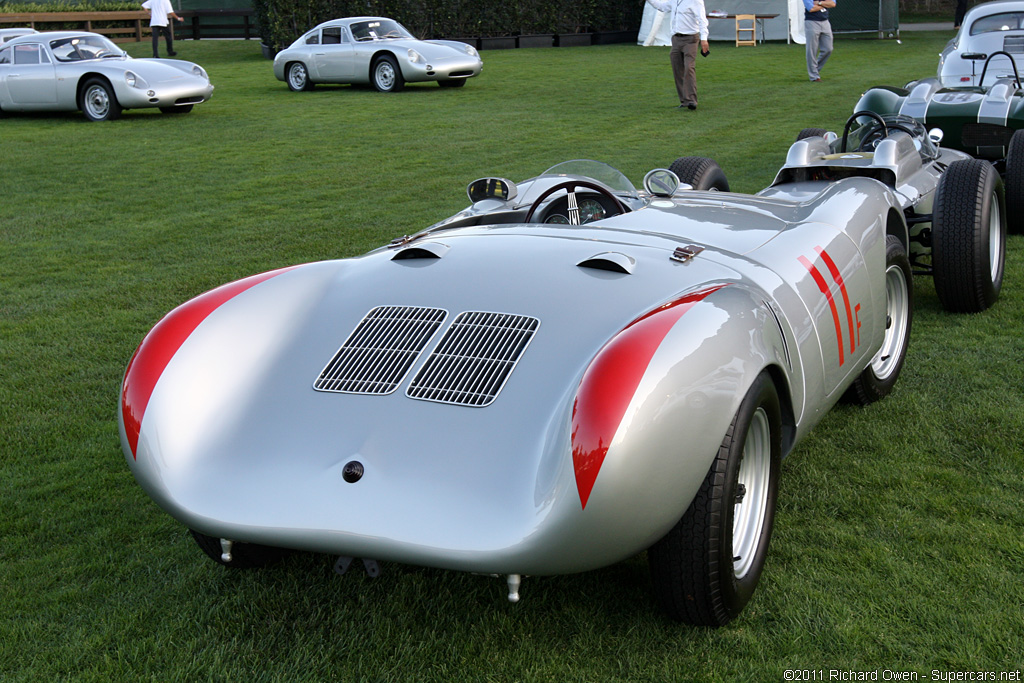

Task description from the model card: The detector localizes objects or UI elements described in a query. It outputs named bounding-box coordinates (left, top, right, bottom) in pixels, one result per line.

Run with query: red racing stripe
left=121, top=266, right=298, bottom=459
left=815, top=247, right=855, bottom=355
left=571, top=285, right=725, bottom=509
left=799, top=254, right=845, bottom=366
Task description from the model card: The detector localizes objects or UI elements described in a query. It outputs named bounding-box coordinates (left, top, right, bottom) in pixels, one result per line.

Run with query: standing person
left=804, top=0, right=835, bottom=82
left=954, top=0, right=968, bottom=28
left=645, top=0, right=710, bottom=110
left=142, top=0, right=183, bottom=58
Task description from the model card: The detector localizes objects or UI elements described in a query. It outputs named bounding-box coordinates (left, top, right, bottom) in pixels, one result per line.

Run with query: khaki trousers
left=669, top=33, right=699, bottom=107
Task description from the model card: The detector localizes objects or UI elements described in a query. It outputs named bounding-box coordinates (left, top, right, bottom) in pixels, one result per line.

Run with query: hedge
left=251, top=0, right=644, bottom=49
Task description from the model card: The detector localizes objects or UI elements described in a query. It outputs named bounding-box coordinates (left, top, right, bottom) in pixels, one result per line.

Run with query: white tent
left=638, top=0, right=804, bottom=45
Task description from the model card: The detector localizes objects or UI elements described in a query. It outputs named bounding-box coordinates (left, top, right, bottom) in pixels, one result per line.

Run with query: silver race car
left=121, top=153, right=919, bottom=627
left=783, top=112, right=1007, bottom=313
left=272, top=16, right=482, bottom=92
left=0, top=31, right=213, bottom=121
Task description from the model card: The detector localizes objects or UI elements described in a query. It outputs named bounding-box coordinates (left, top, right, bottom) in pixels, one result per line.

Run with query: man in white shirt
left=645, top=0, right=710, bottom=110
left=142, top=0, right=182, bottom=58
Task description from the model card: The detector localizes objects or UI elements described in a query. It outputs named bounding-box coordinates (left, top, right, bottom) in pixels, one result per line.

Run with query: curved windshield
left=350, top=19, right=413, bottom=41
left=843, top=114, right=939, bottom=161
left=49, top=35, right=124, bottom=62
left=539, top=160, right=638, bottom=196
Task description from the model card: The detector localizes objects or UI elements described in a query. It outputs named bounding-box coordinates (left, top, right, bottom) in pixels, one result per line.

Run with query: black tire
left=648, top=371, right=781, bottom=627
left=286, top=61, right=315, bottom=91
left=796, top=127, right=828, bottom=141
left=845, top=235, right=913, bottom=405
left=1004, top=129, right=1024, bottom=235
left=79, top=77, right=122, bottom=122
left=190, top=529, right=291, bottom=569
left=932, top=158, right=1006, bottom=313
left=438, top=79, right=466, bottom=88
left=371, top=55, right=405, bottom=92
left=159, top=104, right=194, bottom=114
left=669, top=156, right=730, bottom=192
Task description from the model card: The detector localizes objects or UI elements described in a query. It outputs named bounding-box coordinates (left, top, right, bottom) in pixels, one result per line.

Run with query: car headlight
left=124, top=71, right=148, bottom=89
left=463, top=44, right=478, bottom=58
left=407, top=48, right=425, bottom=64
left=192, top=65, right=208, bottom=80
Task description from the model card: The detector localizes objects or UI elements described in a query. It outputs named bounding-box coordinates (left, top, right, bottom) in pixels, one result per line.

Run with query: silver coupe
left=272, top=16, right=482, bottom=93
left=122, top=148, right=928, bottom=626
left=0, top=31, right=213, bottom=121
left=939, top=0, right=1024, bottom=86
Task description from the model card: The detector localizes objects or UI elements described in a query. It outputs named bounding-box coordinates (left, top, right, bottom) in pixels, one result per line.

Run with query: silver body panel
left=0, top=31, right=213, bottom=114
left=272, top=16, right=482, bottom=86
left=120, top=163, right=905, bottom=577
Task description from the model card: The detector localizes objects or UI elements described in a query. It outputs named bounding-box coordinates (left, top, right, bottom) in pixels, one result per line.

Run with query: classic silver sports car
left=120, top=149, right=929, bottom=627
left=940, top=0, right=1024, bottom=86
left=0, top=31, right=213, bottom=121
left=272, top=16, right=482, bottom=92
left=787, top=112, right=1007, bottom=313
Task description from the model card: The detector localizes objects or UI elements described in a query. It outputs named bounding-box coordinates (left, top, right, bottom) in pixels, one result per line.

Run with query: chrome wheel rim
left=988, top=193, right=1003, bottom=283
left=288, top=64, right=306, bottom=90
left=733, top=407, right=771, bottom=580
left=870, top=261, right=909, bottom=380
left=375, top=62, right=395, bottom=90
left=84, top=85, right=110, bottom=119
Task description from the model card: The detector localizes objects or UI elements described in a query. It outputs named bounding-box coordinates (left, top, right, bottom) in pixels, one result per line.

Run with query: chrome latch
left=670, top=245, right=704, bottom=263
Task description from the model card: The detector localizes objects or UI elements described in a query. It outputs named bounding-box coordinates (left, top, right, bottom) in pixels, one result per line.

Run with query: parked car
left=272, top=16, right=482, bottom=93
left=0, top=28, right=38, bottom=45
left=939, top=0, right=1024, bottom=87
left=0, top=31, right=213, bottom=121
left=120, top=149, right=926, bottom=626
left=855, top=57, right=1024, bottom=234
left=781, top=113, right=1007, bottom=311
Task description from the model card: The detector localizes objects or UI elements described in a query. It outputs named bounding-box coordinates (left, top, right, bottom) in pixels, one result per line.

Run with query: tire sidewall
left=287, top=62, right=307, bottom=91
left=80, top=77, right=118, bottom=122
left=719, top=373, right=782, bottom=614
left=668, top=156, right=730, bottom=192
left=372, top=56, right=402, bottom=92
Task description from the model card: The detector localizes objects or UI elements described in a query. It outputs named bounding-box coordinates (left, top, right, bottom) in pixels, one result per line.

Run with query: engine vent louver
left=314, top=306, right=448, bottom=395
left=1003, top=35, right=1024, bottom=53
left=406, top=312, right=540, bottom=407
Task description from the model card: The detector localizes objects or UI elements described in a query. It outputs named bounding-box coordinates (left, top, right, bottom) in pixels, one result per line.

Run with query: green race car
left=855, top=52, right=1024, bottom=234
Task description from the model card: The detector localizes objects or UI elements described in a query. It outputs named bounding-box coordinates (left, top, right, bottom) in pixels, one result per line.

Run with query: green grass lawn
left=2, top=32, right=1022, bottom=681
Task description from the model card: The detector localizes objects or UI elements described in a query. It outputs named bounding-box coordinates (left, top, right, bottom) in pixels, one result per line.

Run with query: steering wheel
left=841, top=110, right=888, bottom=153
left=523, top=180, right=629, bottom=225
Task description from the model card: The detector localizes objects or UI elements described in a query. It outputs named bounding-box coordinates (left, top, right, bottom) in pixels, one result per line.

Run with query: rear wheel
left=845, top=235, right=912, bottom=405
left=372, top=55, right=405, bottom=92
left=190, top=529, right=292, bottom=569
left=79, top=77, right=122, bottom=122
left=932, top=158, right=1006, bottom=312
left=669, top=156, right=730, bottom=191
left=648, top=371, right=781, bottom=626
left=1004, top=129, right=1024, bottom=235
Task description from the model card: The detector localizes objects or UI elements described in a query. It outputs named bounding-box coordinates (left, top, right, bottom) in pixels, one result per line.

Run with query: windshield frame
left=48, top=34, right=125, bottom=63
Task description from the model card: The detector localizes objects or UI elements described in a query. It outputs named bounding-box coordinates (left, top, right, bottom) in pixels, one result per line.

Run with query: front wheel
left=79, top=77, right=122, bottom=122
left=372, top=55, right=405, bottom=92
left=845, top=234, right=912, bottom=405
left=438, top=79, right=465, bottom=88
left=932, top=158, right=1006, bottom=313
left=160, top=104, right=194, bottom=114
left=190, top=530, right=292, bottom=569
left=669, top=156, right=730, bottom=191
left=286, top=62, right=315, bottom=91
left=648, top=371, right=781, bottom=627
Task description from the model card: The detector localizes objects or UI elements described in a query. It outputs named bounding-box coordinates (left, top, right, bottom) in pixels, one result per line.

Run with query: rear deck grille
left=314, top=306, right=447, bottom=395
left=406, top=312, right=539, bottom=407
left=1003, top=35, right=1024, bottom=53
